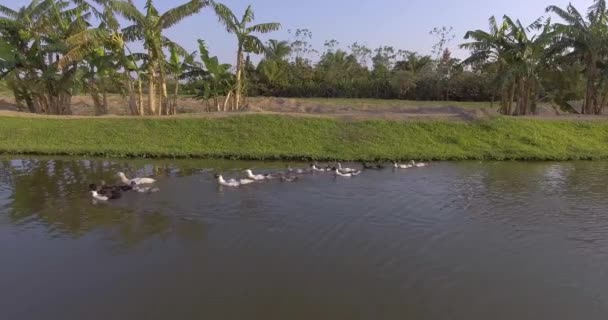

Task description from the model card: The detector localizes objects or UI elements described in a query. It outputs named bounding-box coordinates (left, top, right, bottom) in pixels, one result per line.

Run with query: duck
left=333, top=167, right=361, bottom=177
left=311, top=164, right=329, bottom=172
left=410, top=160, right=429, bottom=168
left=118, top=172, right=156, bottom=185
left=100, top=180, right=134, bottom=192
left=337, top=163, right=358, bottom=173
left=281, top=176, right=300, bottom=183
left=245, top=169, right=273, bottom=181
left=215, top=174, right=255, bottom=187
left=89, top=183, right=122, bottom=199
left=287, top=165, right=309, bottom=174
left=90, top=190, right=110, bottom=201
left=393, top=162, right=413, bottom=169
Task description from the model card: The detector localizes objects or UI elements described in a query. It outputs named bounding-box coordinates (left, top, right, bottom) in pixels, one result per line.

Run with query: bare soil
left=0, top=94, right=597, bottom=121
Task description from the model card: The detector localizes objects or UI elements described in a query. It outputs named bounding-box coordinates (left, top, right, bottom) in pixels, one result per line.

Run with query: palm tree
left=461, top=16, right=513, bottom=113
left=0, top=0, right=92, bottom=115
left=503, top=16, right=552, bottom=115
left=264, top=39, right=291, bottom=61
left=109, top=0, right=209, bottom=115
left=461, top=16, right=550, bottom=115
left=546, top=0, right=608, bottom=114
left=185, top=40, right=234, bottom=111
left=213, top=3, right=280, bottom=110
left=393, top=52, right=432, bottom=75
left=167, top=44, right=195, bottom=114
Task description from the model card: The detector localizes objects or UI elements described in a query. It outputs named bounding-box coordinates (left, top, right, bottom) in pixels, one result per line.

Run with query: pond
left=0, top=157, right=607, bottom=319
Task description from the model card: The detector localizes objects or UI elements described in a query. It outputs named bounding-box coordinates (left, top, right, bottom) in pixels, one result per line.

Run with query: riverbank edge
left=1, top=115, right=607, bottom=161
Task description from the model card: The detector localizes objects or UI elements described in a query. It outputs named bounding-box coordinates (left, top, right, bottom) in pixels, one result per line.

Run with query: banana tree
left=109, top=0, right=208, bottom=115
left=546, top=0, right=608, bottom=114
left=0, top=0, right=92, bottom=114
left=185, top=40, right=233, bottom=111
left=212, top=3, right=280, bottom=110
left=166, top=44, right=195, bottom=115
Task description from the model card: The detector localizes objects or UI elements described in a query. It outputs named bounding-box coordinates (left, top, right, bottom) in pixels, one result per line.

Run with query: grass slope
left=0, top=115, right=607, bottom=160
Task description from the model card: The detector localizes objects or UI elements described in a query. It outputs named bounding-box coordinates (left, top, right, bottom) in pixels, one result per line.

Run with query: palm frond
left=240, top=5, right=254, bottom=26
left=58, top=45, right=94, bottom=69
left=488, top=16, right=498, bottom=34
left=546, top=5, right=582, bottom=26
left=212, top=2, right=238, bottom=33
left=159, top=0, right=208, bottom=29
left=0, top=4, right=18, bottom=18
left=122, top=24, right=143, bottom=41
left=66, top=28, right=108, bottom=46
left=588, top=0, right=607, bottom=23
left=243, top=35, right=265, bottom=54
left=247, top=22, right=281, bottom=34
left=107, top=0, right=145, bottom=24
left=527, top=16, right=544, bottom=32
left=161, top=36, right=188, bottom=56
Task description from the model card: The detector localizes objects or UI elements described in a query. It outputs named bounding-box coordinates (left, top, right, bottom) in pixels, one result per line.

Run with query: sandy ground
left=0, top=94, right=599, bottom=121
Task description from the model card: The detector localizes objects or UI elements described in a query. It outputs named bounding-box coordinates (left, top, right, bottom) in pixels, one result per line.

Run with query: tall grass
left=0, top=115, right=607, bottom=160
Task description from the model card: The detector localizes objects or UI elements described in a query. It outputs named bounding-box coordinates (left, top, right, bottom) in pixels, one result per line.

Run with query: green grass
left=0, top=115, right=607, bottom=161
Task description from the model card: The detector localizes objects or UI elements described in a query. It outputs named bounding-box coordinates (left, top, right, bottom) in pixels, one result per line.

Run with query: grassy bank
left=0, top=115, right=607, bottom=160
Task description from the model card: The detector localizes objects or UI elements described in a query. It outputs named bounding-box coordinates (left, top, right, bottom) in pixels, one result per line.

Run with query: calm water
left=0, top=157, right=607, bottom=320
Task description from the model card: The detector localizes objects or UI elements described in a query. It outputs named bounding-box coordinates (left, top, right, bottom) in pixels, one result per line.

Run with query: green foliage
left=1, top=115, right=608, bottom=161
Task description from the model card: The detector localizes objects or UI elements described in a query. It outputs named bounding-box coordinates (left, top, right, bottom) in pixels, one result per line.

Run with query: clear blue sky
left=10, top=0, right=592, bottom=64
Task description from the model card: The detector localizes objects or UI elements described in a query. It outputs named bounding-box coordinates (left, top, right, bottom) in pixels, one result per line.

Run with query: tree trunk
left=223, top=91, right=232, bottom=112
left=159, top=72, right=168, bottom=115
left=234, top=46, right=244, bottom=111
left=584, top=66, right=598, bottom=115
left=148, top=60, right=157, bottom=115
left=102, top=90, right=108, bottom=115
left=508, top=83, right=516, bottom=116
left=137, top=75, right=144, bottom=115
left=172, top=80, right=179, bottom=115
left=125, top=70, right=138, bottom=115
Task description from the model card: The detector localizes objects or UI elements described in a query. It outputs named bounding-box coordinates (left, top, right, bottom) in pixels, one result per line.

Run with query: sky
left=9, top=0, right=593, bottom=64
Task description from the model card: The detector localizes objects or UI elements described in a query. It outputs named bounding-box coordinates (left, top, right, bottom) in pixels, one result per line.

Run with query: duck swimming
left=215, top=174, right=255, bottom=187
left=311, top=164, right=333, bottom=172
left=89, top=183, right=122, bottom=199
left=245, top=169, right=273, bottom=181
left=410, top=160, right=428, bottom=168
left=393, top=162, right=413, bottom=169
left=281, top=176, right=300, bottom=183
left=90, top=190, right=111, bottom=201
left=118, top=172, right=156, bottom=185
left=337, top=163, right=358, bottom=173
left=333, top=167, right=361, bottom=177
left=288, top=165, right=309, bottom=174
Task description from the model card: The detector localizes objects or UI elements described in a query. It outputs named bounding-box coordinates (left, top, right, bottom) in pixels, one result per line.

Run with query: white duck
left=118, top=172, right=156, bottom=185
left=288, top=165, right=308, bottom=174
left=245, top=169, right=273, bottom=181
left=410, top=160, right=428, bottom=168
left=90, top=190, right=109, bottom=201
left=337, top=163, right=358, bottom=173
left=311, top=164, right=330, bottom=172
left=393, top=162, right=413, bottom=169
left=334, top=168, right=356, bottom=177
left=216, top=174, right=255, bottom=187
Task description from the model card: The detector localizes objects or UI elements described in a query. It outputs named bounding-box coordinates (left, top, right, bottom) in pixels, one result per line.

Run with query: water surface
left=0, top=157, right=607, bottom=319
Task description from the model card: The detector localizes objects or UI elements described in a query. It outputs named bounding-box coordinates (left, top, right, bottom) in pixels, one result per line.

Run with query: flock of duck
left=88, top=161, right=428, bottom=201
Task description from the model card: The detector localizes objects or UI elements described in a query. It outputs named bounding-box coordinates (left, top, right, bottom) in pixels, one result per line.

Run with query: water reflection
left=0, top=157, right=215, bottom=249
left=0, top=157, right=608, bottom=319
